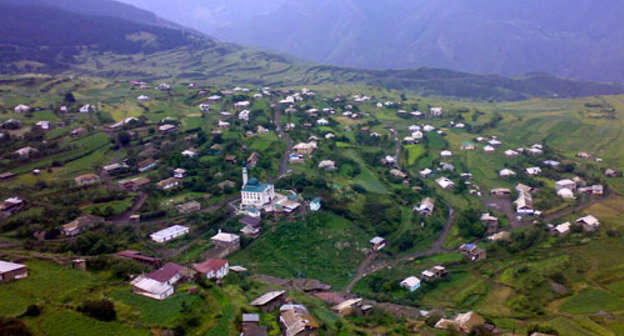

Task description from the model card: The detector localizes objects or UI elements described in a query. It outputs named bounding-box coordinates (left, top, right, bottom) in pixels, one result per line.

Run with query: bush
left=79, top=299, right=116, bottom=321
left=0, top=317, right=32, bottom=336
left=23, top=304, right=41, bottom=317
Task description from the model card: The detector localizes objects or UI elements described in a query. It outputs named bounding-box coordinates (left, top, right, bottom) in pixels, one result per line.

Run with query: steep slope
left=134, top=0, right=624, bottom=83
left=0, top=2, right=622, bottom=101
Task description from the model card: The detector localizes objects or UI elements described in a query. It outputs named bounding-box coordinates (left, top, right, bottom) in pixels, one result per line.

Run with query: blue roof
left=311, top=197, right=321, bottom=203
left=464, top=243, right=475, bottom=249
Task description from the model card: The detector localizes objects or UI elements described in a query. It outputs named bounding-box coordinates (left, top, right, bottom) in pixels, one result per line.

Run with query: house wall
left=0, top=268, right=27, bottom=283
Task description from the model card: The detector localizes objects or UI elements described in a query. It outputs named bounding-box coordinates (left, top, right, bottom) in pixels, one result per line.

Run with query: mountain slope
left=0, top=2, right=622, bottom=101
left=124, top=0, right=624, bottom=83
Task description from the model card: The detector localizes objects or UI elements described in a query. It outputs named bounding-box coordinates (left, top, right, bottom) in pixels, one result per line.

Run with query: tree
left=117, top=131, right=131, bottom=146
left=64, top=92, right=76, bottom=104
left=0, top=317, right=32, bottom=336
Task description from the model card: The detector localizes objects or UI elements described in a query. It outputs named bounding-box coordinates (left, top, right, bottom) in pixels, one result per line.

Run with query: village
left=0, top=76, right=623, bottom=336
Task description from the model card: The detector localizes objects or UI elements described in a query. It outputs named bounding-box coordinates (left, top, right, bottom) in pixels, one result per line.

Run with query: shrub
left=0, top=317, right=32, bottom=336
left=79, top=299, right=116, bottom=321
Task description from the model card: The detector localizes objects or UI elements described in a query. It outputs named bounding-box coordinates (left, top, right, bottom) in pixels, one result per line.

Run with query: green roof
left=242, top=177, right=272, bottom=192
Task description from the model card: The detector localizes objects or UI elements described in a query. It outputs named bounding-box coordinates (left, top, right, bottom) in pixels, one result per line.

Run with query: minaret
left=242, top=163, right=248, bottom=186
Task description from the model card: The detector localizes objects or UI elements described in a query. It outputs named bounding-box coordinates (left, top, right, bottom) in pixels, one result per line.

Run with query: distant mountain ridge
left=118, top=0, right=624, bottom=84
left=0, top=0, right=622, bottom=101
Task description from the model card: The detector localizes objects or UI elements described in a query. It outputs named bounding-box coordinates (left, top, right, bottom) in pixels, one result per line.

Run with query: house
left=389, top=169, right=407, bottom=179
left=199, top=103, right=210, bottom=112
left=173, top=168, right=187, bottom=179
left=225, top=155, right=237, bottom=164
left=420, top=168, right=433, bottom=178
left=137, top=95, right=150, bottom=102
left=551, top=222, right=571, bottom=236
left=370, top=236, right=386, bottom=251
left=61, top=215, right=104, bottom=237
left=400, top=276, right=421, bottom=292
left=515, top=188, right=534, bottom=215
left=499, top=169, right=516, bottom=177
left=454, top=311, right=486, bottom=334
left=440, top=150, right=452, bottom=158
left=459, top=243, right=487, bottom=261
left=441, top=163, right=455, bottom=172
left=0, top=172, right=15, bottom=181
left=576, top=215, right=600, bottom=232
left=242, top=313, right=261, bottom=331
left=489, top=139, right=502, bottom=146
left=218, top=120, right=230, bottom=128
left=234, top=101, right=251, bottom=109
left=605, top=168, right=621, bottom=177
left=118, top=177, right=150, bottom=191
left=381, top=155, right=396, bottom=166
left=211, top=230, right=241, bottom=255
left=240, top=216, right=261, bottom=237
left=423, top=125, right=436, bottom=132
left=150, top=225, right=190, bottom=243
left=14, top=104, right=30, bottom=113
left=461, top=142, right=475, bottom=150
left=292, top=142, right=317, bottom=155
left=1, top=197, right=25, bottom=216
left=74, top=174, right=101, bottom=186
left=193, top=259, right=229, bottom=279
left=241, top=166, right=276, bottom=207
left=146, top=262, right=187, bottom=286
left=250, top=291, right=286, bottom=313
left=182, top=149, right=199, bottom=157
left=415, top=197, right=435, bottom=217
left=176, top=201, right=201, bottom=214
left=309, top=198, right=321, bottom=211
left=279, top=304, right=319, bottom=336
left=247, top=152, right=260, bottom=167
left=557, top=188, right=575, bottom=199
left=504, top=149, right=519, bottom=156
left=138, top=158, right=158, bottom=172
left=331, top=298, right=363, bottom=317
left=71, top=127, right=86, bottom=136
left=543, top=160, right=560, bottom=168
left=412, top=130, right=424, bottom=139
left=579, top=184, right=604, bottom=195
left=239, top=110, right=251, bottom=121
left=491, top=188, right=511, bottom=197
left=436, top=177, right=455, bottom=189
left=114, top=250, right=162, bottom=267
left=421, top=266, right=449, bottom=281
left=481, top=213, right=499, bottom=232
left=157, top=177, right=180, bottom=190
left=36, top=120, right=51, bottom=130
left=79, top=104, right=94, bottom=113
left=483, top=145, right=495, bottom=153
left=526, top=167, right=541, bottom=175
left=14, top=146, right=38, bottom=158
left=0, top=261, right=28, bottom=283
left=318, top=160, right=336, bottom=171
left=158, top=124, right=176, bottom=134
left=430, top=107, right=443, bottom=116
left=555, top=179, right=576, bottom=191
left=131, top=276, right=174, bottom=300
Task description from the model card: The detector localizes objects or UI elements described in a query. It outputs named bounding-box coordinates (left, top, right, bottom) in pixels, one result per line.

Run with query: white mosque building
left=240, top=164, right=275, bottom=207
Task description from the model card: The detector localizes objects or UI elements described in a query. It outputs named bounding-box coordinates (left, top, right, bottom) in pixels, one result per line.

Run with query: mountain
left=0, top=1, right=622, bottom=101
left=117, top=0, right=624, bottom=84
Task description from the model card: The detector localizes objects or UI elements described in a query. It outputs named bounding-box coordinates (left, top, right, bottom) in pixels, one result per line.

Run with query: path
left=270, top=99, right=293, bottom=183
left=346, top=207, right=455, bottom=292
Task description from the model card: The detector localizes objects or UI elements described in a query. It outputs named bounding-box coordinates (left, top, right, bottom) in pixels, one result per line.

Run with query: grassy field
left=230, top=212, right=371, bottom=289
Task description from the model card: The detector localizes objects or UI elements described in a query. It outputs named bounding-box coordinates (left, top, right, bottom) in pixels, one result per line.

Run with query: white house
left=199, top=103, right=210, bottom=111
left=370, top=236, right=386, bottom=251
left=317, top=118, right=329, bottom=126
left=504, top=149, right=519, bottom=157
left=555, top=179, right=576, bottom=191
left=234, top=101, right=251, bottom=109
left=552, top=222, right=571, bottom=236
left=79, top=104, right=94, bottom=113
left=499, top=169, right=516, bottom=177
left=430, top=107, right=443, bottom=116
left=576, top=215, right=600, bottom=231
left=137, top=95, right=150, bottom=102
left=181, top=149, right=199, bottom=157
left=131, top=276, right=174, bottom=300
left=218, top=120, right=230, bottom=128
left=400, top=276, right=421, bottom=292
left=36, top=121, right=51, bottom=130
left=525, top=167, right=541, bottom=175
left=436, top=177, right=455, bottom=189
left=423, top=125, right=436, bottom=132
left=150, top=225, right=190, bottom=243
left=483, top=145, right=495, bottom=153
left=557, top=188, right=575, bottom=199
left=440, top=150, right=452, bottom=158
left=14, top=104, right=30, bottom=113
left=239, top=110, right=251, bottom=122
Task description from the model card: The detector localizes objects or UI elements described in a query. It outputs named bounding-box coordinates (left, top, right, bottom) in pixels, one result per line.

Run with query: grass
left=111, top=288, right=206, bottom=327
left=559, top=289, right=624, bottom=314
left=404, top=144, right=424, bottom=166
left=39, top=310, right=149, bottom=336
left=230, top=212, right=370, bottom=290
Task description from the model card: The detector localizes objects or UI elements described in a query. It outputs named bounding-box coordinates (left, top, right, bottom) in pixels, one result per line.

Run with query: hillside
left=1, top=3, right=623, bottom=101
left=122, top=0, right=624, bottom=84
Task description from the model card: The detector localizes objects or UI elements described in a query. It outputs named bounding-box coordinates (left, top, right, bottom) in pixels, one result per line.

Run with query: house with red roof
left=193, top=259, right=229, bottom=279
